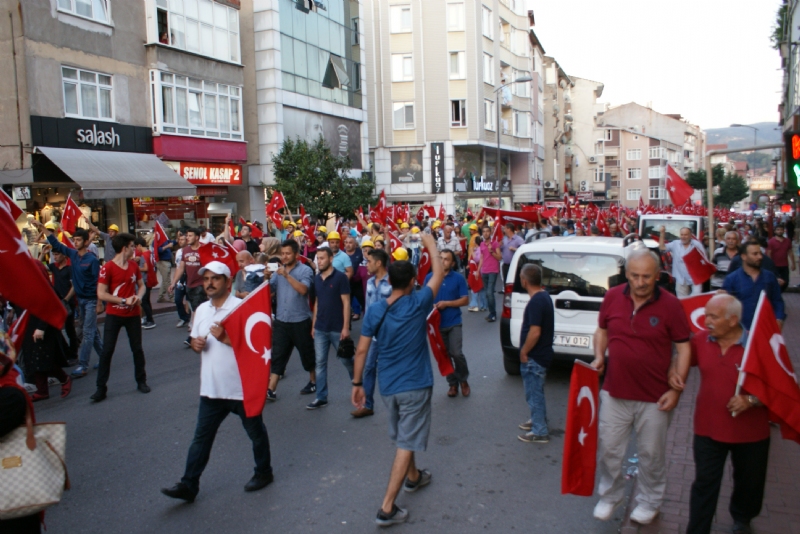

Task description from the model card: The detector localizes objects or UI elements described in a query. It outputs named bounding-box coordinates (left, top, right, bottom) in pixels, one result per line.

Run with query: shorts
left=381, top=387, right=433, bottom=452
left=271, top=318, right=316, bottom=375
left=186, top=285, right=208, bottom=311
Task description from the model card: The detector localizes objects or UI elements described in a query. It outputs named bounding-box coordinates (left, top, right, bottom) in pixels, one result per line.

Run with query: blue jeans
left=77, top=298, right=103, bottom=368
left=520, top=359, right=548, bottom=436
left=174, top=284, right=191, bottom=322
left=181, top=396, right=272, bottom=495
left=314, top=330, right=354, bottom=402
left=362, top=343, right=378, bottom=410
left=481, top=273, right=498, bottom=318
left=469, top=289, right=486, bottom=309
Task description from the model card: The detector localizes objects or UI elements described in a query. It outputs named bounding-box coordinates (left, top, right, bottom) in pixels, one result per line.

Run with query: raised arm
left=422, top=233, right=444, bottom=297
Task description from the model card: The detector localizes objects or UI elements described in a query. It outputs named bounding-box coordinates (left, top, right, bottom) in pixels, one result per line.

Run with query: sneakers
left=629, top=505, right=658, bottom=525
left=403, top=469, right=431, bottom=493
left=71, top=366, right=88, bottom=378
left=266, top=389, right=277, bottom=402
left=518, top=432, right=549, bottom=444
left=306, top=399, right=328, bottom=410
left=176, top=320, right=186, bottom=328
left=467, top=306, right=479, bottom=312
left=143, top=321, right=156, bottom=330
left=375, top=505, right=408, bottom=527
left=161, top=482, right=197, bottom=503
left=184, top=337, right=192, bottom=348
left=593, top=499, right=623, bottom=521
left=299, top=381, right=317, bottom=395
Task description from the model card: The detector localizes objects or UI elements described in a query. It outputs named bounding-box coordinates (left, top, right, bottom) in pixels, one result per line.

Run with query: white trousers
left=675, top=283, right=702, bottom=297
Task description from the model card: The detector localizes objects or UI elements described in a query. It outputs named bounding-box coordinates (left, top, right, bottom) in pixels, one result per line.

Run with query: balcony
left=604, top=159, right=620, bottom=168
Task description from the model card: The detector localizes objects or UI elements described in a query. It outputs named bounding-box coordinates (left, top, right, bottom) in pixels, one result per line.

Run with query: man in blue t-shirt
left=351, top=233, right=444, bottom=527
left=424, top=250, right=469, bottom=398
left=516, top=263, right=554, bottom=444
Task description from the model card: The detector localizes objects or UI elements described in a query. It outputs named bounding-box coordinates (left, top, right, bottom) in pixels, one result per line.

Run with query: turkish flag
left=426, top=309, right=455, bottom=377
left=369, top=205, right=381, bottom=222
left=377, top=190, right=387, bottom=218
left=221, top=282, right=273, bottom=417
left=561, top=360, right=599, bottom=496
left=198, top=241, right=240, bottom=277
left=59, top=232, right=75, bottom=250
left=0, top=188, right=23, bottom=221
left=9, top=309, right=29, bottom=354
left=666, top=165, right=694, bottom=207
left=739, top=293, right=800, bottom=443
left=385, top=217, right=400, bottom=233
left=683, top=247, right=717, bottom=285
left=541, top=208, right=557, bottom=219
left=596, top=211, right=611, bottom=237
left=61, top=194, right=82, bottom=234
left=424, top=206, right=436, bottom=219
left=153, top=221, right=169, bottom=262
left=679, top=292, right=715, bottom=334
left=0, top=217, right=67, bottom=329
left=304, top=224, right=317, bottom=243
left=228, top=218, right=236, bottom=238
left=438, top=203, right=446, bottom=221
left=480, top=207, right=540, bottom=226
left=467, top=259, right=483, bottom=293
left=387, top=232, right=404, bottom=254
left=415, top=207, right=425, bottom=221
left=239, top=217, right=263, bottom=239
left=266, top=191, right=287, bottom=215
left=299, top=204, right=310, bottom=229
left=416, top=248, right=431, bottom=286
left=490, top=222, right=502, bottom=244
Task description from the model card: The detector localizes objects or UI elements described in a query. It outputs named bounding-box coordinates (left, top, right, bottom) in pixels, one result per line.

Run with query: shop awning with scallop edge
left=35, top=146, right=196, bottom=199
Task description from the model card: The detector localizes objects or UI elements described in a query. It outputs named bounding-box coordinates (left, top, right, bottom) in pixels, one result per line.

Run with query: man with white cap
left=162, top=261, right=273, bottom=502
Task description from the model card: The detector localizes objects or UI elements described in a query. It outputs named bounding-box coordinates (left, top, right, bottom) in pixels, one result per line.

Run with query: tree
left=714, top=173, right=750, bottom=208
left=771, top=2, right=788, bottom=49
left=685, top=164, right=724, bottom=190
left=271, top=137, right=377, bottom=221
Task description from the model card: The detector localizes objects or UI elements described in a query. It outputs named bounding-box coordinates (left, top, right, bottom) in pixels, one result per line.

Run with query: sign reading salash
left=76, top=124, right=120, bottom=148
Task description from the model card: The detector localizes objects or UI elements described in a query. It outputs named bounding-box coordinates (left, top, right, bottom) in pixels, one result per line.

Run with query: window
left=57, top=0, right=109, bottom=24
left=514, top=110, right=529, bottom=137
left=351, top=18, right=359, bottom=45
left=649, top=186, right=665, bottom=199
left=482, top=6, right=493, bottom=39
left=449, top=51, right=465, bottom=79
left=648, top=166, right=664, bottom=179
left=484, top=99, right=495, bottom=130
left=390, top=5, right=412, bottom=33
left=626, top=149, right=641, bottom=160
left=649, top=146, right=665, bottom=159
left=393, top=102, right=414, bottom=129
left=594, top=169, right=605, bottom=182
left=391, top=54, right=414, bottom=82
left=512, top=252, right=624, bottom=297
left=627, top=168, right=641, bottom=180
left=154, top=0, right=240, bottom=63
left=511, top=70, right=530, bottom=97
left=451, top=100, right=466, bottom=127
left=62, top=67, right=113, bottom=120
left=626, top=188, right=641, bottom=201
left=447, top=3, right=465, bottom=31
left=483, top=53, right=494, bottom=85
left=153, top=71, right=242, bottom=140
left=604, top=129, right=612, bottom=141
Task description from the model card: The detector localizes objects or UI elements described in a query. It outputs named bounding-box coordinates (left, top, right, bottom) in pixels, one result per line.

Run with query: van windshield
left=641, top=220, right=698, bottom=242
left=513, top=252, right=625, bottom=297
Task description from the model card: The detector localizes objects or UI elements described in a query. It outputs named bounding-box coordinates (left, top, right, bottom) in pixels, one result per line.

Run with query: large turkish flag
left=561, top=360, right=599, bottom=496
left=426, top=309, right=455, bottom=377
left=416, top=247, right=431, bottom=286
left=198, top=241, right=240, bottom=277
left=683, top=247, right=717, bottom=285
left=666, top=165, right=694, bottom=207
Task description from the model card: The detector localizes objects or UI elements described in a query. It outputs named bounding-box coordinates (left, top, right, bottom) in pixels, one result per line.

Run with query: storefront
left=452, top=146, right=511, bottom=215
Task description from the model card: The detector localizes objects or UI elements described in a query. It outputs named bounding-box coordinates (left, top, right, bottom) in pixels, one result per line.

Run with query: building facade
left=541, top=55, right=571, bottom=200
left=568, top=76, right=606, bottom=203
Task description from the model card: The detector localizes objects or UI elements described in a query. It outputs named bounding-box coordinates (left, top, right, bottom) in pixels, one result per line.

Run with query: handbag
left=0, top=410, right=69, bottom=520
left=337, top=337, right=355, bottom=360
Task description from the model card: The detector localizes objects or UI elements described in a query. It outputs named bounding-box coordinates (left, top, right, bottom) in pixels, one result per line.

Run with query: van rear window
left=641, top=220, right=698, bottom=242
left=513, top=252, right=624, bottom=297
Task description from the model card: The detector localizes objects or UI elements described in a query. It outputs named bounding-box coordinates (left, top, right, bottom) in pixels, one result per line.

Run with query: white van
left=499, top=236, right=660, bottom=375
left=638, top=214, right=706, bottom=242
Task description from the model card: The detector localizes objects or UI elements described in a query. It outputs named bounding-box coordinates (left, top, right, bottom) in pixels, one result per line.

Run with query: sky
left=526, top=0, right=784, bottom=130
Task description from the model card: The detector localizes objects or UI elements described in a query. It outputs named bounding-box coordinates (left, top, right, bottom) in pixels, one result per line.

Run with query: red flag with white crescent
left=221, top=282, right=273, bottom=417
left=61, top=194, right=82, bottom=234
left=561, top=360, right=599, bottom=496
left=198, top=241, right=240, bottom=277
left=426, top=309, right=455, bottom=377
left=377, top=190, right=387, bottom=218
left=153, top=221, right=169, bottom=262
left=59, top=232, right=75, bottom=250
left=415, top=206, right=426, bottom=221
left=424, top=205, right=436, bottom=219
left=666, top=165, right=694, bottom=207
left=416, top=247, right=431, bottom=286
left=0, top=188, right=23, bottom=221
left=299, top=204, right=310, bottom=229
left=387, top=232, right=404, bottom=254
left=438, top=203, right=446, bottom=222
left=467, top=259, right=483, bottom=293
left=679, top=292, right=715, bottom=334
left=683, top=247, right=717, bottom=285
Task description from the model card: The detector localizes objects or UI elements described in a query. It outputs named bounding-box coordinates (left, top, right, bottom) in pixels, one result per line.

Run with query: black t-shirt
left=236, top=237, right=260, bottom=256
left=48, top=263, right=73, bottom=300
left=520, top=291, right=555, bottom=367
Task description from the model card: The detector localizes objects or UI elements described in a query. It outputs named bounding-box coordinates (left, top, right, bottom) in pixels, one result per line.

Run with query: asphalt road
left=35, top=298, right=629, bottom=534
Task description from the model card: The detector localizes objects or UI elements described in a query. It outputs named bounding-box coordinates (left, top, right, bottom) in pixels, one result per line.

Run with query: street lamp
left=730, top=123, right=759, bottom=179
left=494, top=75, right=532, bottom=211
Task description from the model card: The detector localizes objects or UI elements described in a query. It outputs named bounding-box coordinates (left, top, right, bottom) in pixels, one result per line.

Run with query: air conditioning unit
left=588, top=156, right=599, bottom=164
left=580, top=181, right=589, bottom=192
left=544, top=181, right=555, bottom=189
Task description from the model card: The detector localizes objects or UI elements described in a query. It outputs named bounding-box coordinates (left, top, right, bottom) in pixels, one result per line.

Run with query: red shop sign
left=178, top=162, right=242, bottom=185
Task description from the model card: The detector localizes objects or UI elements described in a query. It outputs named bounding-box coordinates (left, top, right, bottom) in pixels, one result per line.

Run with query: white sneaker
left=176, top=320, right=186, bottom=328
left=593, top=499, right=622, bottom=521
left=629, top=505, right=658, bottom=525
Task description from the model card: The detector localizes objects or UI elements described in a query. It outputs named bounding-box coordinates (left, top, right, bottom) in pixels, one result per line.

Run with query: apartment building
left=568, top=76, right=606, bottom=203
left=541, top=55, right=571, bottom=200
left=363, top=0, right=535, bottom=214
left=524, top=20, right=545, bottom=203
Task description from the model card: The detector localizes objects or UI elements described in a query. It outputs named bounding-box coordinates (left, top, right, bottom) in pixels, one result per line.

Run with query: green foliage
left=771, top=3, right=788, bottom=49
left=271, top=137, right=376, bottom=221
left=727, top=152, right=773, bottom=174
left=714, top=173, right=750, bottom=208
left=685, top=164, right=724, bottom=190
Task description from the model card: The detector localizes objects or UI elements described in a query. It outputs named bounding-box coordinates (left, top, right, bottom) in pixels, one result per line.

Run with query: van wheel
left=503, top=353, right=521, bottom=375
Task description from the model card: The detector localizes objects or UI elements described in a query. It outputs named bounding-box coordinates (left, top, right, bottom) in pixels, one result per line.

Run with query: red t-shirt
left=691, top=330, right=770, bottom=443
left=767, top=237, right=792, bottom=267
left=98, top=260, right=142, bottom=317
left=181, top=246, right=203, bottom=288
left=598, top=284, right=691, bottom=402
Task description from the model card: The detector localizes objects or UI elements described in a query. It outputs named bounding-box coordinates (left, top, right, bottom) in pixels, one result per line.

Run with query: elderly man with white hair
left=659, top=225, right=705, bottom=296
left=591, top=248, right=692, bottom=525
left=669, top=294, right=770, bottom=534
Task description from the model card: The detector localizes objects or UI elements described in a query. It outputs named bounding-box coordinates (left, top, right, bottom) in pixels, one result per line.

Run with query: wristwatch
left=747, top=395, right=757, bottom=406
left=352, top=381, right=363, bottom=387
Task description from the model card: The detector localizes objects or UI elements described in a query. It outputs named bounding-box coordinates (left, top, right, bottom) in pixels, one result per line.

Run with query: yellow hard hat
left=362, top=240, right=375, bottom=248
left=469, top=224, right=478, bottom=230
left=367, top=222, right=374, bottom=229
left=477, top=219, right=483, bottom=224
left=318, top=225, right=327, bottom=233
left=282, top=220, right=290, bottom=228
left=44, top=221, right=57, bottom=230
left=400, top=222, right=409, bottom=229
left=108, top=224, right=119, bottom=232
left=397, top=219, right=403, bottom=224
left=287, top=220, right=296, bottom=227
left=293, top=230, right=303, bottom=237
left=488, top=221, right=494, bottom=226
left=392, top=247, right=409, bottom=261
left=432, top=220, right=442, bottom=229
left=327, top=231, right=341, bottom=240
left=411, top=227, right=420, bottom=234
left=375, top=235, right=385, bottom=242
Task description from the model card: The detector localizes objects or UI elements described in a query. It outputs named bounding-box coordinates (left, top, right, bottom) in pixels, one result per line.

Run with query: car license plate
left=553, top=335, right=590, bottom=348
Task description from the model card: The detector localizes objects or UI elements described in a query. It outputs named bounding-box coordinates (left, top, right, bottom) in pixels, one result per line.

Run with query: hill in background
left=705, top=122, right=780, bottom=174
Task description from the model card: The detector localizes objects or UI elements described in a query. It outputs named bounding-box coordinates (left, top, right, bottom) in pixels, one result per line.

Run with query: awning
left=35, top=146, right=196, bottom=199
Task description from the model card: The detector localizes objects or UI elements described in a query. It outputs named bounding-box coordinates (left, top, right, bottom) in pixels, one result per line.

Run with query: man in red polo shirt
left=675, top=294, right=770, bottom=534
left=591, top=248, right=691, bottom=525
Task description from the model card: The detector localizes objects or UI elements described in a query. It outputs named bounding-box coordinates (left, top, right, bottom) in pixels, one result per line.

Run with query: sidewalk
left=626, top=275, right=800, bottom=534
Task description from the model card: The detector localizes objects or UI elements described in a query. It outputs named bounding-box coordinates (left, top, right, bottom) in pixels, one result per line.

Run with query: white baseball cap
left=198, top=261, right=231, bottom=278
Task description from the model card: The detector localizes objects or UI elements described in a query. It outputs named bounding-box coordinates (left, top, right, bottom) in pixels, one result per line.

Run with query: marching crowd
left=1, top=202, right=796, bottom=533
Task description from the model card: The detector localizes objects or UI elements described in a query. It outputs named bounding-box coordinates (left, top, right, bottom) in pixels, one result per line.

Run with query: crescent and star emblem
left=769, top=334, right=797, bottom=381
left=245, top=312, right=272, bottom=365
left=576, top=386, right=596, bottom=446
left=690, top=308, right=706, bottom=331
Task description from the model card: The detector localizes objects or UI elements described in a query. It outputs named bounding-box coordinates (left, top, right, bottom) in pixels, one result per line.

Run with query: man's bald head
left=704, top=294, right=742, bottom=337
left=236, top=250, right=254, bottom=269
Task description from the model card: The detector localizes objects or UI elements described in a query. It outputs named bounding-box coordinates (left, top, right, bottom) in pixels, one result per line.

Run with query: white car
left=499, top=235, right=661, bottom=375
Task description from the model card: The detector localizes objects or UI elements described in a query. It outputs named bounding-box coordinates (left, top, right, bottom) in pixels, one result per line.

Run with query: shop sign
left=76, top=124, right=120, bottom=148
left=165, top=162, right=242, bottom=185
left=431, top=143, right=444, bottom=193
left=576, top=191, right=594, bottom=200
left=391, top=150, right=423, bottom=184
left=30, top=116, right=152, bottom=153
left=453, top=176, right=510, bottom=194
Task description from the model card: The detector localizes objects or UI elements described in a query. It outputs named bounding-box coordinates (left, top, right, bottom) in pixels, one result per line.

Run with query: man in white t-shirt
left=161, top=261, right=273, bottom=503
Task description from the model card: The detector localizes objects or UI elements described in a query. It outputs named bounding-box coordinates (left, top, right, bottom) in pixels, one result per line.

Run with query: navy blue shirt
left=157, top=239, right=175, bottom=262
left=520, top=291, right=555, bottom=367
left=46, top=234, right=99, bottom=299
left=425, top=270, right=468, bottom=328
left=723, top=267, right=785, bottom=327
left=313, top=269, right=350, bottom=332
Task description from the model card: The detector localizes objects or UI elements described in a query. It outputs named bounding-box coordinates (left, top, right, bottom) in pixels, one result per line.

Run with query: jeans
left=481, top=272, right=498, bottom=318
left=469, top=289, right=487, bottom=309
left=77, top=297, right=103, bottom=369
left=96, top=314, right=147, bottom=389
left=174, top=284, right=191, bottom=322
left=520, top=359, right=548, bottom=436
left=314, top=330, right=354, bottom=402
left=181, top=396, right=272, bottom=495
left=441, top=325, right=469, bottom=386
left=362, top=343, right=378, bottom=410
left=141, top=286, right=154, bottom=322
left=686, top=435, right=770, bottom=534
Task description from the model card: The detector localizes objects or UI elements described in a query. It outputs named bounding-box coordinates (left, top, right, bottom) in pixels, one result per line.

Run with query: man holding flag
left=659, top=226, right=705, bottom=297
left=162, top=261, right=273, bottom=503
